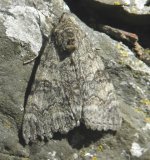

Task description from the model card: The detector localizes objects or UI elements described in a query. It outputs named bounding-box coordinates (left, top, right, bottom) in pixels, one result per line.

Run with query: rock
left=142, top=48, right=150, bottom=66
left=0, top=113, right=29, bottom=159
left=98, top=24, right=146, bottom=59
left=84, top=0, right=150, bottom=15
left=0, top=3, right=32, bottom=158
left=29, top=140, right=76, bottom=160
left=0, top=0, right=150, bottom=160
left=65, top=0, right=150, bottom=26
left=0, top=0, right=67, bottom=159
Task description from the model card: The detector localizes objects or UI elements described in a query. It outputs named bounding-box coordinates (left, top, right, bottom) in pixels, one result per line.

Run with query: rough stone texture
left=87, top=0, right=150, bottom=14
left=0, top=0, right=68, bottom=159
left=0, top=113, right=29, bottom=159
left=0, top=0, right=150, bottom=160
left=65, top=0, right=150, bottom=27
left=0, top=4, right=32, bottom=158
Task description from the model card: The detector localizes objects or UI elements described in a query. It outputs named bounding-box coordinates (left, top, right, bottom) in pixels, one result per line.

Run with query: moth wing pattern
left=68, top=36, right=122, bottom=131
left=22, top=37, right=82, bottom=144
left=82, top=70, right=122, bottom=131
left=22, top=13, right=122, bottom=144
left=23, top=72, right=80, bottom=144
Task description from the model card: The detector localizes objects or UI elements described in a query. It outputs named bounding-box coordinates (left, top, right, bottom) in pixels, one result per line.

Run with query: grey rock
left=67, top=0, right=150, bottom=26
left=0, top=113, right=29, bottom=159
left=29, top=140, right=76, bottom=160
left=0, top=0, right=150, bottom=159
left=88, top=0, right=150, bottom=14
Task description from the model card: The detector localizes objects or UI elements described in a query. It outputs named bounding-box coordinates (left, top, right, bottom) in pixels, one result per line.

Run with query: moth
left=22, top=13, right=122, bottom=144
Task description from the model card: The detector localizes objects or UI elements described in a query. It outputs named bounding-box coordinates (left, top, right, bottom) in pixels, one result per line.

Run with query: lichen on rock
left=1, top=0, right=150, bottom=159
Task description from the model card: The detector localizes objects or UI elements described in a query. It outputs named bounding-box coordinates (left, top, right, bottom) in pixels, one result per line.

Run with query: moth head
left=64, top=35, right=77, bottom=53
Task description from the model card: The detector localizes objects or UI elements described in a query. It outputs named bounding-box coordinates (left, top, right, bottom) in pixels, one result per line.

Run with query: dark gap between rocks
left=146, top=1, right=150, bottom=6
left=23, top=34, right=49, bottom=109
left=19, top=35, right=49, bottom=146
left=64, top=0, right=150, bottom=49
left=23, top=122, right=116, bottom=149
left=52, top=123, right=116, bottom=149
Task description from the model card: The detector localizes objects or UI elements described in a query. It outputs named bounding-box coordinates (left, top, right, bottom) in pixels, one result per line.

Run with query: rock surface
left=84, top=0, right=150, bottom=14
left=0, top=0, right=150, bottom=160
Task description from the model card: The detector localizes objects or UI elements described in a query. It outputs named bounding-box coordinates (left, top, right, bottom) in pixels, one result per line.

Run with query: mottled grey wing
left=23, top=13, right=122, bottom=144
left=82, top=70, right=122, bottom=131
left=22, top=58, right=81, bottom=144
left=68, top=37, right=122, bottom=131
